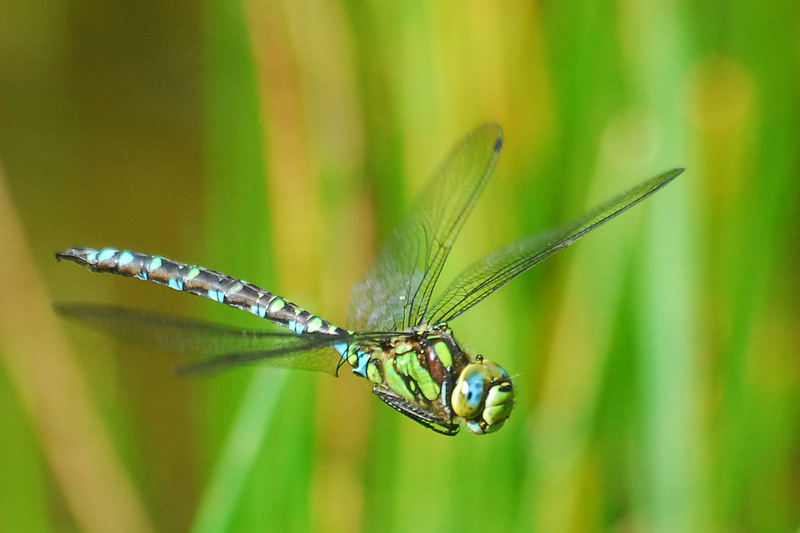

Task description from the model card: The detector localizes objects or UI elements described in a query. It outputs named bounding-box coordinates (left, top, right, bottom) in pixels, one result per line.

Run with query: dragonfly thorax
left=356, top=324, right=514, bottom=435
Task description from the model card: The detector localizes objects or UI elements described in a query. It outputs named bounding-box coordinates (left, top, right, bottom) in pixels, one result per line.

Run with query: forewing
left=54, top=303, right=351, bottom=375
left=427, top=168, right=684, bottom=324
left=348, top=123, right=503, bottom=331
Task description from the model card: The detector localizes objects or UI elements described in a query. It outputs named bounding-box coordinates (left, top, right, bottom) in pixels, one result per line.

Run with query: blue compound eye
left=451, top=364, right=491, bottom=418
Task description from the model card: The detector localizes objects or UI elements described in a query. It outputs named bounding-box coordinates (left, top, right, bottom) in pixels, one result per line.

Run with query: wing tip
left=474, top=121, right=503, bottom=152
left=651, top=167, right=685, bottom=194
left=668, top=167, right=685, bottom=177
left=494, top=136, right=503, bottom=152
left=489, top=122, right=503, bottom=152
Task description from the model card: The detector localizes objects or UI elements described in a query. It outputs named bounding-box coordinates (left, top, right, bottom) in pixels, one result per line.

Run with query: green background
left=0, top=1, right=798, bottom=531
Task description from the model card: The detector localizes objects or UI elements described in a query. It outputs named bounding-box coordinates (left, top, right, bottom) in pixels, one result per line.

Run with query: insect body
left=55, top=246, right=513, bottom=434
left=56, top=123, right=682, bottom=435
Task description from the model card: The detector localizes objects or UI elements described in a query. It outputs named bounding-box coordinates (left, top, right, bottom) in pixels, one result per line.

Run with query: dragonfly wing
left=54, top=303, right=352, bottom=375
left=348, top=123, right=503, bottom=331
left=427, top=168, right=684, bottom=324
left=174, top=344, right=344, bottom=376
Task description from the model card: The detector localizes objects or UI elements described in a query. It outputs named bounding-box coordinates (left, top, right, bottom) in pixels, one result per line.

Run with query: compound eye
left=482, top=382, right=514, bottom=427
left=451, top=364, right=491, bottom=418
left=481, top=360, right=509, bottom=381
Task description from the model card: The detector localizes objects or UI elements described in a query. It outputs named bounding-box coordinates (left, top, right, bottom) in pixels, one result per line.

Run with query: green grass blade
left=193, top=0, right=280, bottom=530
left=624, top=2, right=697, bottom=531
left=191, top=370, right=287, bottom=533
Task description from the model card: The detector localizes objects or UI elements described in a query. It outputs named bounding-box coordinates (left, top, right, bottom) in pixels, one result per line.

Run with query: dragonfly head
left=451, top=357, right=514, bottom=434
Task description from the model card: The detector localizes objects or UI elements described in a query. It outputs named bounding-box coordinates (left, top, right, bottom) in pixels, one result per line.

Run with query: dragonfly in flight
left=56, top=123, right=682, bottom=435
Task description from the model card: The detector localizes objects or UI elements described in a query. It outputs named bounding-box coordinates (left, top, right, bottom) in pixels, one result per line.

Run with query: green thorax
left=351, top=325, right=469, bottom=412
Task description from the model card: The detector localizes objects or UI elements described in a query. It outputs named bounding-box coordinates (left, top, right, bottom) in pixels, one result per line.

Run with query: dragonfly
left=56, top=123, right=683, bottom=435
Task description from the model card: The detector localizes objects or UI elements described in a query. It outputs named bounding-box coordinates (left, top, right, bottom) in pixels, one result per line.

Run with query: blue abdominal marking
left=334, top=343, right=349, bottom=357
left=97, top=248, right=117, bottom=262
left=353, top=351, right=369, bottom=377
left=208, top=289, right=225, bottom=302
left=117, top=251, right=134, bottom=267
left=288, top=320, right=306, bottom=334
left=250, top=304, right=268, bottom=318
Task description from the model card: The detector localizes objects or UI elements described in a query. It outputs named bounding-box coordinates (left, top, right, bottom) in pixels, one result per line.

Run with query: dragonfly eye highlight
left=452, top=364, right=490, bottom=418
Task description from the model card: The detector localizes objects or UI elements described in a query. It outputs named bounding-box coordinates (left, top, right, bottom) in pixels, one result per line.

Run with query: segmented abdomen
left=56, top=247, right=345, bottom=336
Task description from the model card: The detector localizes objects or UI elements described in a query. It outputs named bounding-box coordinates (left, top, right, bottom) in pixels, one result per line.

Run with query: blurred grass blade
left=0, top=161, right=155, bottom=533
left=191, top=371, right=286, bottom=533
left=192, top=0, right=279, bottom=530
left=623, top=1, right=697, bottom=531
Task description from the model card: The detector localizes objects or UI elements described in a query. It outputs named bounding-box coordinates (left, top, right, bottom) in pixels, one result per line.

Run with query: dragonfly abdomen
left=56, top=247, right=345, bottom=337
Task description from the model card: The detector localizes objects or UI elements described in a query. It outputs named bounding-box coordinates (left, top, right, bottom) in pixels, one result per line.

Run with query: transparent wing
left=348, top=123, right=503, bottom=331
left=54, top=303, right=354, bottom=375
left=174, top=344, right=343, bottom=376
left=427, top=168, right=684, bottom=324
